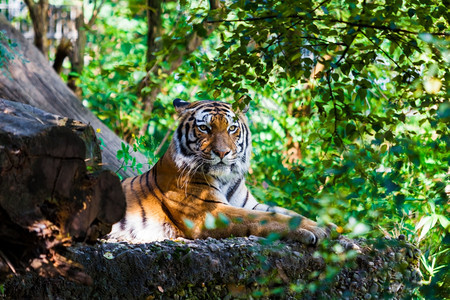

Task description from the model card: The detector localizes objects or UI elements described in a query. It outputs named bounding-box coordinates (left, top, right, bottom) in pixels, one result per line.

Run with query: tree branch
left=359, top=30, right=402, bottom=70
left=326, top=71, right=345, bottom=148
left=334, top=32, right=357, bottom=67
left=167, top=0, right=220, bottom=72
left=309, top=0, right=332, bottom=14
left=324, top=32, right=357, bottom=149
left=153, top=120, right=177, bottom=157
left=206, top=15, right=449, bottom=36
left=87, top=0, right=106, bottom=27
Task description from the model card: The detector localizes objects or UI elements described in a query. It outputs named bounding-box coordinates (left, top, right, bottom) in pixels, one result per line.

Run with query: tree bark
left=67, top=0, right=105, bottom=94
left=0, top=99, right=126, bottom=284
left=23, top=0, right=49, bottom=58
left=0, top=14, right=147, bottom=178
left=24, top=0, right=104, bottom=92
left=2, top=237, right=422, bottom=299
left=146, top=0, right=162, bottom=69
left=53, top=37, right=72, bottom=74
left=67, top=5, right=86, bottom=94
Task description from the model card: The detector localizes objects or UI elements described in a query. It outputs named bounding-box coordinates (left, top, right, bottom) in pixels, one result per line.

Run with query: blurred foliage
left=69, top=0, right=448, bottom=298
left=0, top=29, right=27, bottom=78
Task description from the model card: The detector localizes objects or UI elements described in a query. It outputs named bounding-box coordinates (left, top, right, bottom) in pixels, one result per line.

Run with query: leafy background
left=9, top=0, right=449, bottom=298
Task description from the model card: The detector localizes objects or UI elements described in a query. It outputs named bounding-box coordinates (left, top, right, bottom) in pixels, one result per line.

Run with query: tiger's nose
left=213, top=149, right=230, bottom=159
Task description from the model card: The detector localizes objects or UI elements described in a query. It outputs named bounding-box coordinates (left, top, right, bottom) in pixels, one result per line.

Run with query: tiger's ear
left=173, top=98, right=190, bottom=113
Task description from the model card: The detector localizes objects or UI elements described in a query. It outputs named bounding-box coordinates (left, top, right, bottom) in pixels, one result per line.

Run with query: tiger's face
left=171, top=99, right=251, bottom=179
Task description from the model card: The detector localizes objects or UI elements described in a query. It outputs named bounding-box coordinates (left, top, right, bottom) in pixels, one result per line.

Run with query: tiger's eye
left=198, top=125, right=209, bottom=132
left=229, top=125, right=238, bottom=132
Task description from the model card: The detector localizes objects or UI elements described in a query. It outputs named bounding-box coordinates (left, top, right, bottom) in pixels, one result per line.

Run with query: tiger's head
left=170, top=99, right=251, bottom=180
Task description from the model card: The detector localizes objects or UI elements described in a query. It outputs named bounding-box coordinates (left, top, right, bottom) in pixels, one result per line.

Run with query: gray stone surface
left=3, top=236, right=421, bottom=299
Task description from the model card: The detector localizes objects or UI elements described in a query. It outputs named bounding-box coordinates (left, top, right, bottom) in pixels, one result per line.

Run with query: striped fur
left=108, top=99, right=329, bottom=245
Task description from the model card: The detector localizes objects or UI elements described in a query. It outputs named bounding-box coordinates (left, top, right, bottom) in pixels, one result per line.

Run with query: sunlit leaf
left=204, top=212, right=216, bottom=230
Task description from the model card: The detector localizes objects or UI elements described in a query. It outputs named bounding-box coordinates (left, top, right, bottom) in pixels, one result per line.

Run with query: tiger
left=108, top=99, right=329, bottom=245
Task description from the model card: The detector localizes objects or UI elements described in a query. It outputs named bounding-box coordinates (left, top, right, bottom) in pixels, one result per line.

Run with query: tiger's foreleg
left=183, top=204, right=329, bottom=245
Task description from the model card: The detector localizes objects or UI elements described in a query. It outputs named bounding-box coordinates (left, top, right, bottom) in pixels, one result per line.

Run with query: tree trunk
left=0, top=14, right=147, bottom=178
left=67, top=5, right=86, bottom=94
left=53, top=37, right=72, bottom=74
left=0, top=99, right=126, bottom=284
left=23, top=0, right=49, bottom=58
left=146, top=0, right=162, bottom=69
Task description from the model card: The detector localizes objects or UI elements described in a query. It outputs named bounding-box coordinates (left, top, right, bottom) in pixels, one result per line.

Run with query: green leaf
left=204, top=212, right=217, bottom=229
left=345, top=123, right=356, bottom=137
left=288, top=216, right=302, bottom=230
left=419, top=33, right=433, bottom=43
left=416, top=215, right=438, bottom=241
left=437, top=215, right=449, bottom=229
left=193, top=23, right=207, bottom=37
left=265, top=232, right=281, bottom=243
left=217, top=213, right=230, bottom=225
left=184, top=218, right=195, bottom=229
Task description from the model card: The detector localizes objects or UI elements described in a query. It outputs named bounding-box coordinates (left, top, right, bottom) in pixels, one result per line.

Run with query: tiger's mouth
left=194, top=152, right=240, bottom=176
left=204, top=161, right=230, bottom=169
left=200, top=161, right=232, bottom=176
left=200, top=154, right=234, bottom=166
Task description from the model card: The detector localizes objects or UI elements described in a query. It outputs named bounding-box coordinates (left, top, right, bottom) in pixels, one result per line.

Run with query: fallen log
left=3, top=236, right=421, bottom=299
left=0, top=99, right=125, bottom=283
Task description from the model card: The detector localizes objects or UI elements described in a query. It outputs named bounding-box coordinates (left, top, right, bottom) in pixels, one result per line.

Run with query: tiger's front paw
left=291, top=219, right=330, bottom=245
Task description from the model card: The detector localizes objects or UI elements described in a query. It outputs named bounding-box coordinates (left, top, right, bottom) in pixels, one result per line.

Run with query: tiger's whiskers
left=177, top=155, right=203, bottom=194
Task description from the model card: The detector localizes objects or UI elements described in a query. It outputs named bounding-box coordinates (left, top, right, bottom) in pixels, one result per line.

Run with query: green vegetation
left=0, top=29, right=24, bottom=78
left=19, top=0, right=449, bottom=298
